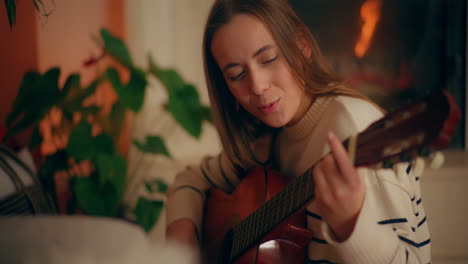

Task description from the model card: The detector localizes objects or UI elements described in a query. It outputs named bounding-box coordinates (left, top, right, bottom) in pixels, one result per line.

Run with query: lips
left=258, top=99, right=280, bottom=114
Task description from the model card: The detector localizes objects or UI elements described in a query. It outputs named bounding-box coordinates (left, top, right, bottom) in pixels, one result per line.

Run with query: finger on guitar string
left=327, top=131, right=361, bottom=186
left=312, top=163, right=331, bottom=206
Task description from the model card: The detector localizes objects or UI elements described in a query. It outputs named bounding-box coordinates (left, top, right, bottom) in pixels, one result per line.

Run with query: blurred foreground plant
left=4, top=28, right=211, bottom=232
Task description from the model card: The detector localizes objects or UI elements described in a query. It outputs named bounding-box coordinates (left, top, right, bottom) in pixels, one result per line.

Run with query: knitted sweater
left=166, top=95, right=431, bottom=263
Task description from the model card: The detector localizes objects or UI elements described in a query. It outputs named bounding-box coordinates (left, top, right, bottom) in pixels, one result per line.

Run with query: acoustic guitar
left=202, top=89, right=461, bottom=264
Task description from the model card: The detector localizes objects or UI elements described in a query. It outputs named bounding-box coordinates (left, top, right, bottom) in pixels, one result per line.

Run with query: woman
left=166, top=0, right=431, bottom=263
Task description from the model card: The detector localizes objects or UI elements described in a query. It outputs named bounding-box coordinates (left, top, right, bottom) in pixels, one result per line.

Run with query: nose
left=248, top=69, right=269, bottom=95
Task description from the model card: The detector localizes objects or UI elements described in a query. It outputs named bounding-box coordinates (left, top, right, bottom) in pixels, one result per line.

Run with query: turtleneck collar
left=283, top=95, right=333, bottom=140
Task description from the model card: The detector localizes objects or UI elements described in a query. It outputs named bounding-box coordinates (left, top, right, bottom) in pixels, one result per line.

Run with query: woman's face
left=211, top=14, right=312, bottom=128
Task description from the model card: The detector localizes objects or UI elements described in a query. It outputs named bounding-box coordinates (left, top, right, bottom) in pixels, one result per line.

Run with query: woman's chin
left=260, top=116, right=289, bottom=128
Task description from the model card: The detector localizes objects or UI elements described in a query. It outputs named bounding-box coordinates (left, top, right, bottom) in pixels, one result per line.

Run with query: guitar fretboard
left=229, top=167, right=315, bottom=260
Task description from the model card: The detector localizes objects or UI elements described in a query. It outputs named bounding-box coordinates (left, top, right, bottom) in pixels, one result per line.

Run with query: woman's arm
left=166, top=218, right=199, bottom=248
left=165, top=153, right=242, bottom=247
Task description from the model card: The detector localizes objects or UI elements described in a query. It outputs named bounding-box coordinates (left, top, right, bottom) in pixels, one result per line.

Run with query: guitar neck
left=229, top=167, right=315, bottom=260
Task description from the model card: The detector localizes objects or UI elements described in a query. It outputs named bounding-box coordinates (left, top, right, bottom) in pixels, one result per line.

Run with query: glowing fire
left=354, top=0, right=383, bottom=58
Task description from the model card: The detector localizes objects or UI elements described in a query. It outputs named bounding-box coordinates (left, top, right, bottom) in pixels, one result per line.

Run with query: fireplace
left=291, top=0, right=466, bottom=148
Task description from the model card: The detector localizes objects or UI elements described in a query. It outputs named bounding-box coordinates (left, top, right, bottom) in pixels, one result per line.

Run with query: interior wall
left=36, top=0, right=124, bottom=84
left=0, top=0, right=39, bottom=146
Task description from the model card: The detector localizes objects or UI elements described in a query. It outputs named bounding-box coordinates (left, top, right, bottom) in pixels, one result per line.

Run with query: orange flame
left=354, top=0, right=383, bottom=58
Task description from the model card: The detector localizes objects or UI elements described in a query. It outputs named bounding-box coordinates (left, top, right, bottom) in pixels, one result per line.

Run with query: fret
left=231, top=228, right=238, bottom=258
left=244, top=218, right=253, bottom=249
left=252, top=208, right=261, bottom=243
left=250, top=209, right=259, bottom=244
left=231, top=230, right=238, bottom=260
left=231, top=226, right=241, bottom=257
left=287, top=184, right=294, bottom=218
left=278, top=186, right=288, bottom=222
left=234, top=224, right=246, bottom=258
left=272, top=195, right=281, bottom=222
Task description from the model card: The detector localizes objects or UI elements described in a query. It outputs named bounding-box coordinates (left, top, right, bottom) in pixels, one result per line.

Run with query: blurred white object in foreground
left=0, top=216, right=196, bottom=264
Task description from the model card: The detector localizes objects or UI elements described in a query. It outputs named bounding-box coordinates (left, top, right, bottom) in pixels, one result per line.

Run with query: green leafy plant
left=4, top=28, right=211, bottom=232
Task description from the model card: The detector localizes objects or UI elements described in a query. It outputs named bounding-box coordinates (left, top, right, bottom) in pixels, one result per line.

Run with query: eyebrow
left=222, top=45, right=274, bottom=72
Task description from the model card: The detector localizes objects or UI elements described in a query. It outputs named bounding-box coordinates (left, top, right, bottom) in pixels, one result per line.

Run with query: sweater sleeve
left=165, top=152, right=243, bottom=235
left=308, top=159, right=431, bottom=263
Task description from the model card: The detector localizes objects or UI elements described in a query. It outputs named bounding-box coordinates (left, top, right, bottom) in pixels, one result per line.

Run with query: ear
left=296, top=29, right=312, bottom=59
left=297, top=38, right=311, bottom=58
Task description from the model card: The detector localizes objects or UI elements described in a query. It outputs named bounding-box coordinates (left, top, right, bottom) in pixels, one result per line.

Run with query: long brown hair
left=203, top=0, right=370, bottom=168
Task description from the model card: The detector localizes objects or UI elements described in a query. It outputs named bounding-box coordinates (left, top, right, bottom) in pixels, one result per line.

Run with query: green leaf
left=149, top=55, right=205, bottom=138
left=144, top=178, right=168, bottom=194
left=105, top=67, right=123, bottom=90
left=94, top=153, right=127, bottom=196
left=78, top=106, right=102, bottom=115
left=168, top=84, right=202, bottom=138
left=40, top=68, right=62, bottom=104
left=32, top=0, right=41, bottom=11
left=148, top=55, right=185, bottom=93
left=29, top=126, right=43, bottom=149
left=168, top=102, right=202, bottom=138
left=13, top=68, right=61, bottom=112
left=37, top=150, right=69, bottom=198
left=105, top=67, right=124, bottom=95
left=67, top=120, right=94, bottom=160
left=5, top=0, right=16, bottom=29
left=122, top=68, right=146, bottom=112
left=152, top=69, right=185, bottom=94
left=38, top=150, right=69, bottom=179
left=134, top=198, right=164, bottom=232
left=4, top=109, right=43, bottom=140
left=133, top=135, right=171, bottom=158
left=84, top=78, right=102, bottom=97
left=179, top=83, right=200, bottom=105
left=7, top=71, right=41, bottom=126
left=61, top=73, right=81, bottom=98
left=72, top=177, right=120, bottom=217
left=5, top=69, right=61, bottom=139
left=100, top=28, right=133, bottom=67
left=106, top=67, right=146, bottom=112
left=61, top=78, right=101, bottom=118
left=94, top=133, right=116, bottom=155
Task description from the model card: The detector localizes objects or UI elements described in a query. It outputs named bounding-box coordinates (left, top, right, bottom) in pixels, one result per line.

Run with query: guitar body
left=203, top=166, right=313, bottom=264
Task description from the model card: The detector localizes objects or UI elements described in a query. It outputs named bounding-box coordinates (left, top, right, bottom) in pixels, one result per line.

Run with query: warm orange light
left=354, top=0, right=383, bottom=58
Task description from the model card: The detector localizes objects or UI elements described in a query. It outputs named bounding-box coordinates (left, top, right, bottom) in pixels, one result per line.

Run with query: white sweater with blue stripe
left=166, top=95, right=431, bottom=263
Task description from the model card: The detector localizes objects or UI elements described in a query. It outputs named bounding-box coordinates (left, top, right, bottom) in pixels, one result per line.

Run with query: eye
left=229, top=71, right=245, bottom=81
left=263, top=56, right=278, bottom=64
